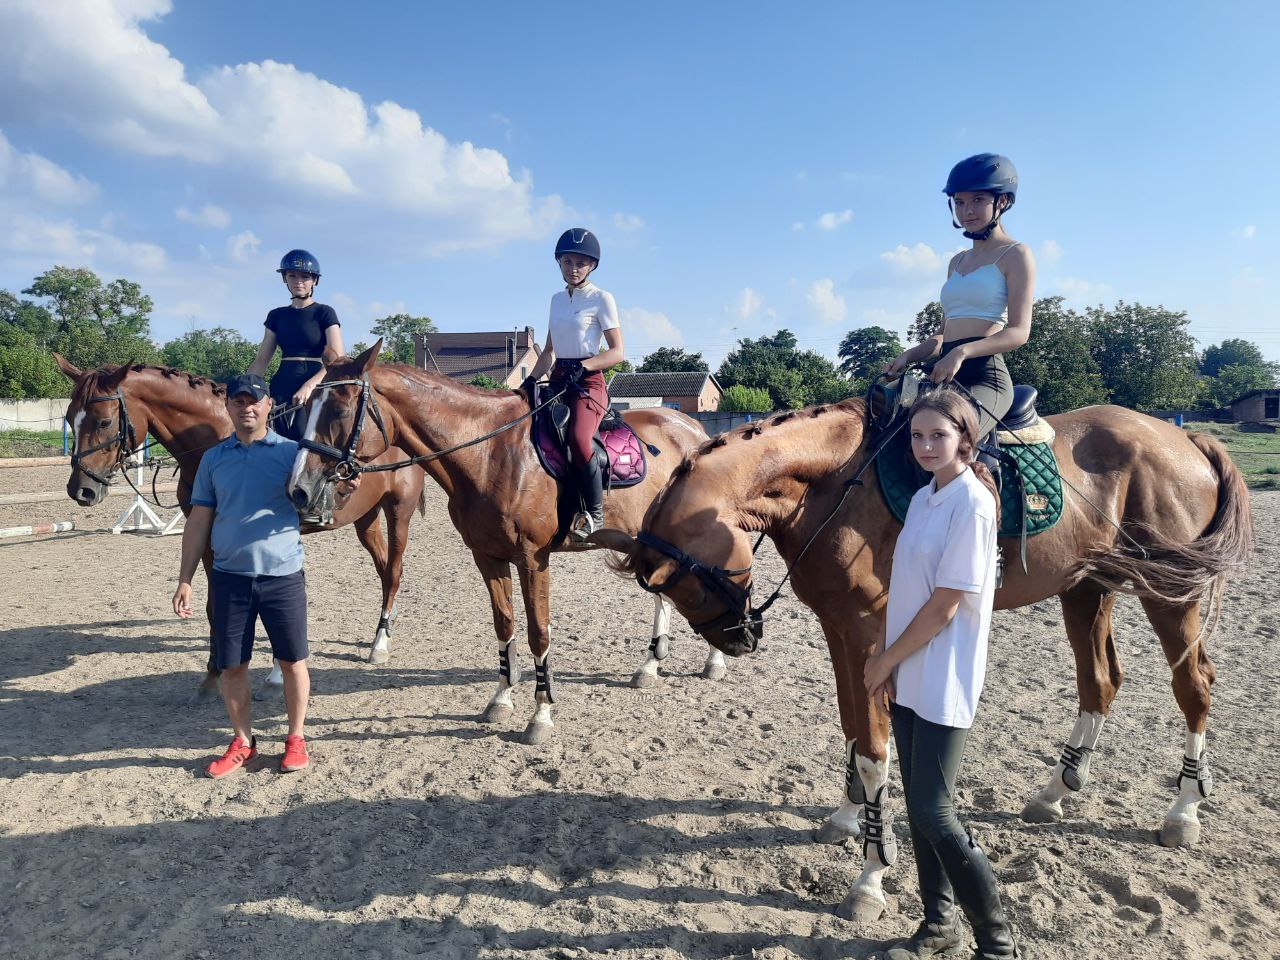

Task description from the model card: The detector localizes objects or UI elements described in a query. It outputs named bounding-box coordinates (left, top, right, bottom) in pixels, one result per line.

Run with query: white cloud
left=1053, top=276, right=1113, bottom=302
left=807, top=278, right=847, bottom=326
left=791, top=222, right=805, bottom=232
left=175, top=203, right=231, bottom=229
left=0, top=1, right=563, bottom=252
left=0, top=211, right=166, bottom=272
left=879, top=242, right=944, bottom=277
left=0, top=130, right=97, bottom=204
left=816, top=209, right=854, bottom=230
left=735, top=287, right=763, bottom=321
left=1239, top=225, right=1257, bottom=240
left=1040, top=239, right=1063, bottom=265
left=620, top=307, right=683, bottom=347
left=227, top=230, right=260, bottom=262
left=612, top=212, right=645, bottom=233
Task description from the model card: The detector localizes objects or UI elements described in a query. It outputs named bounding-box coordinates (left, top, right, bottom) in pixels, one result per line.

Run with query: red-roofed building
left=413, top=327, right=541, bottom=388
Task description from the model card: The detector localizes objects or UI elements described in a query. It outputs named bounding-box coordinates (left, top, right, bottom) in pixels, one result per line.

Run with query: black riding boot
left=570, top=456, right=604, bottom=541
left=935, top=833, right=1018, bottom=960
left=882, top=824, right=964, bottom=959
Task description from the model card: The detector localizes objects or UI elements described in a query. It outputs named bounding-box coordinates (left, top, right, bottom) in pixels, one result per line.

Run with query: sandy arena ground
left=1, top=463, right=1277, bottom=960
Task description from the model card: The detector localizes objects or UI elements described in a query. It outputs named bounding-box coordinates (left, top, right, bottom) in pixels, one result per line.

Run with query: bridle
left=632, top=395, right=913, bottom=647
left=298, top=375, right=567, bottom=481
left=70, top=389, right=139, bottom=486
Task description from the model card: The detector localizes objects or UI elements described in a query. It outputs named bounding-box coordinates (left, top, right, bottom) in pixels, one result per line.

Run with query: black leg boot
left=935, top=833, right=1018, bottom=960
left=570, top=456, right=604, bottom=542
left=881, top=825, right=964, bottom=959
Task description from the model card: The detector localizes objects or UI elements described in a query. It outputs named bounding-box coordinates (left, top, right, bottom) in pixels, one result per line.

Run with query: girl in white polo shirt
left=525, top=228, right=625, bottom=541
left=864, top=388, right=1018, bottom=960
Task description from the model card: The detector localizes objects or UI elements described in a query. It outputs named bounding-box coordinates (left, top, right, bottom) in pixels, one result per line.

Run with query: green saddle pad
left=874, top=428, right=1064, bottom=538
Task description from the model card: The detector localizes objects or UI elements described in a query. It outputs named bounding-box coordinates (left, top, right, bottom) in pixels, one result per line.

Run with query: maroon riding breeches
left=552, top=361, right=609, bottom=465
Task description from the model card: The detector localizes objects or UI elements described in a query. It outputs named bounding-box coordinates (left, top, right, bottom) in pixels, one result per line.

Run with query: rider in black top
left=249, top=249, right=344, bottom=441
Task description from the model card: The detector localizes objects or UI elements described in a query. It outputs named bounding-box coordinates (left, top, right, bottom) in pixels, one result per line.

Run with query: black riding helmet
left=554, top=228, right=601, bottom=264
left=944, top=154, right=1018, bottom=241
left=277, top=249, right=321, bottom=284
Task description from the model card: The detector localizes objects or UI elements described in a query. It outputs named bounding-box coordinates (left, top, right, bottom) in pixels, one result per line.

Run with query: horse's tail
left=1076, top=432, right=1254, bottom=645
left=418, top=487, right=428, bottom=518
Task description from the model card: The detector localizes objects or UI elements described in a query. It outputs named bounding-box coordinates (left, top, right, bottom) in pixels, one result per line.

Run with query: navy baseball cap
left=225, top=373, right=269, bottom=400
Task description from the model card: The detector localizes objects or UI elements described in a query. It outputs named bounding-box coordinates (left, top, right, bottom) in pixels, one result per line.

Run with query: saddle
left=873, top=382, right=1064, bottom=574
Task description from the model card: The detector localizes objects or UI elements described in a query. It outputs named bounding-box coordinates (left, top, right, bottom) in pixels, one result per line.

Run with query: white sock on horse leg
left=842, top=747, right=896, bottom=918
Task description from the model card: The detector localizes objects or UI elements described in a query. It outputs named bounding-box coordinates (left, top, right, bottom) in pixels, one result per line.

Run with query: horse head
left=598, top=486, right=764, bottom=657
left=289, top=339, right=388, bottom=519
left=57, top=354, right=142, bottom=506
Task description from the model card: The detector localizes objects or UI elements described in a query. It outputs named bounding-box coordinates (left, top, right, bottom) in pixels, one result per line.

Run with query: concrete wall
left=0, top=398, right=70, bottom=430
left=1230, top=392, right=1280, bottom=422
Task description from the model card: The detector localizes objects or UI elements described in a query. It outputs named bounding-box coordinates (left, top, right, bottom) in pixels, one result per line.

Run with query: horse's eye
left=97, top=419, right=112, bottom=429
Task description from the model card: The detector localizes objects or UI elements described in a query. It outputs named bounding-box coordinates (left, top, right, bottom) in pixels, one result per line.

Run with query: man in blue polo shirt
left=172, top=372, right=311, bottom=778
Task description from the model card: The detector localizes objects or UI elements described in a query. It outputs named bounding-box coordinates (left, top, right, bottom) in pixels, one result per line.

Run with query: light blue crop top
left=940, top=243, right=1019, bottom=326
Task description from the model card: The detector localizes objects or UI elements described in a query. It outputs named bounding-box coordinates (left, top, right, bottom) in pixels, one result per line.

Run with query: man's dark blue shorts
left=210, top=569, right=308, bottom=670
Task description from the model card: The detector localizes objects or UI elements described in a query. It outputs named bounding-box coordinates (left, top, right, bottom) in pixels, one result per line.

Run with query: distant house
left=414, top=327, right=540, bottom=388
left=1228, top=388, right=1280, bottom=422
left=608, top=371, right=723, bottom=413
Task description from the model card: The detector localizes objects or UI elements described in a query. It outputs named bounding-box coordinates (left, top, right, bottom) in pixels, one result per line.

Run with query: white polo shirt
left=886, top=466, right=998, bottom=729
left=548, top=282, right=620, bottom=359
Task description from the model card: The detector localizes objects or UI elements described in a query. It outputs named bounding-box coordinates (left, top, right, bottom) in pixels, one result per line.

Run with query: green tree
left=637, top=346, right=709, bottom=373
left=716, top=329, right=848, bottom=409
left=161, top=327, right=263, bottom=381
left=0, top=290, right=57, bottom=345
left=604, top=358, right=633, bottom=382
left=0, top=324, right=62, bottom=398
left=468, top=373, right=507, bottom=390
left=1003, top=297, right=1109, bottom=414
left=907, top=301, right=945, bottom=343
left=1201, top=338, right=1270, bottom=378
left=1089, top=301, right=1200, bottom=410
left=21, top=266, right=158, bottom=368
left=350, top=341, right=370, bottom=357
left=370, top=313, right=436, bottom=364
left=1205, top=363, right=1277, bottom=408
left=837, top=325, right=902, bottom=389
left=718, top=384, right=773, bottom=413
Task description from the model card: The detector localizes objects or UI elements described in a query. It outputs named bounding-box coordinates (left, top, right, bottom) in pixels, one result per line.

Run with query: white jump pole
left=0, top=521, right=75, bottom=540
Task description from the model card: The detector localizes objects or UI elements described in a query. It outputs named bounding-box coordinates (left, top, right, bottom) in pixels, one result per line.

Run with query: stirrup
left=569, top=511, right=602, bottom=542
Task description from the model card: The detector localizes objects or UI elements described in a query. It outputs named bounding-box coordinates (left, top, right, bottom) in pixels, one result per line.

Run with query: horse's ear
left=354, top=339, right=383, bottom=374
left=53, top=353, right=83, bottom=381
left=590, top=528, right=635, bottom=553
left=644, top=557, right=683, bottom=591
left=101, top=360, right=134, bottom=391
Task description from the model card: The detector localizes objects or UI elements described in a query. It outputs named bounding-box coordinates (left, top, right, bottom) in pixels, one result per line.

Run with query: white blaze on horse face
left=72, top=410, right=85, bottom=441
left=289, top=385, right=331, bottom=490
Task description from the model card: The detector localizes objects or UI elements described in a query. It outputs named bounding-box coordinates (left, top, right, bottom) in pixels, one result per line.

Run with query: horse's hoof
left=368, top=647, right=391, bottom=665
left=814, top=817, right=860, bottom=845
left=630, top=668, right=660, bottom=689
left=187, top=686, right=219, bottom=706
left=837, top=889, right=886, bottom=923
left=521, top=721, right=554, bottom=746
left=1020, top=797, right=1063, bottom=823
left=1159, top=818, right=1201, bottom=848
left=702, top=660, right=728, bottom=682
left=482, top=702, right=513, bottom=724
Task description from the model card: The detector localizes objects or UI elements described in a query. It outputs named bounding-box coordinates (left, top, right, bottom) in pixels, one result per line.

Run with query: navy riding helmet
left=944, top=154, right=1018, bottom=240
left=554, top=228, right=601, bottom=264
left=277, top=249, right=321, bottom=280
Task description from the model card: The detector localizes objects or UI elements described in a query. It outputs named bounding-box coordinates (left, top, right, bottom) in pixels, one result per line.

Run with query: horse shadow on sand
left=0, top=791, right=880, bottom=960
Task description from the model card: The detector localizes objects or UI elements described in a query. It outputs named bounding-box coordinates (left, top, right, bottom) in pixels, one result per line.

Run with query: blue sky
left=1, top=1, right=1277, bottom=367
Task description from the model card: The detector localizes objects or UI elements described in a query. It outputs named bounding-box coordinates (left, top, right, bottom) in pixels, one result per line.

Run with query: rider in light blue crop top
left=939, top=243, right=1020, bottom=327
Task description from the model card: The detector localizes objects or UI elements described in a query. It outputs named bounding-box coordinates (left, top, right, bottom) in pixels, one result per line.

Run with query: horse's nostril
left=290, top=487, right=309, bottom=507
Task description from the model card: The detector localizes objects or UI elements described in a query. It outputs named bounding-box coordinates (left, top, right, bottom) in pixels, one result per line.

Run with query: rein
left=298, top=377, right=567, bottom=481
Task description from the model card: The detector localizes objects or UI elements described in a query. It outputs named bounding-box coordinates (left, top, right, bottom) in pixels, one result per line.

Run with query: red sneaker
left=280, top=734, right=309, bottom=773
left=206, top=735, right=257, bottom=779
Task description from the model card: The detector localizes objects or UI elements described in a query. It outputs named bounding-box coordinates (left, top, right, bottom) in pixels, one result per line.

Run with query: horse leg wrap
left=534, top=657, right=555, bottom=704
left=376, top=614, right=393, bottom=639
left=845, top=741, right=867, bottom=806
left=648, top=633, right=670, bottom=660
left=1058, top=743, right=1094, bottom=792
left=499, top=643, right=512, bottom=684
left=1177, top=754, right=1213, bottom=799
left=862, top=785, right=897, bottom=866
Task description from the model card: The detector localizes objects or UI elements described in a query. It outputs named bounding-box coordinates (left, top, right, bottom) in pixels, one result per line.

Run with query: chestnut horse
left=287, top=343, right=723, bottom=745
left=599, top=398, right=1252, bottom=920
left=56, top=355, right=427, bottom=698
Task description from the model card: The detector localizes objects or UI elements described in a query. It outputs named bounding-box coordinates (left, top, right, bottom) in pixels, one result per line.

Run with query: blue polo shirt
left=190, top=429, right=304, bottom=577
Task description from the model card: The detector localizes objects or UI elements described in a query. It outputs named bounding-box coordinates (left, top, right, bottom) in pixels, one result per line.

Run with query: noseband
left=633, top=531, right=764, bottom=646
left=297, top=377, right=390, bottom=481
left=70, top=389, right=138, bottom=486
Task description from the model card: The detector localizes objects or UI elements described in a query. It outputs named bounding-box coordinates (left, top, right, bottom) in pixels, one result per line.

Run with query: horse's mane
left=328, top=358, right=520, bottom=400
left=86, top=362, right=228, bottom=397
